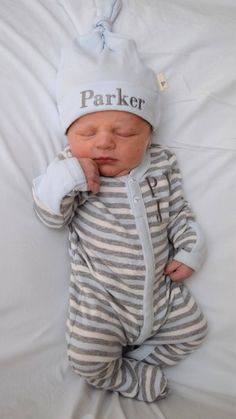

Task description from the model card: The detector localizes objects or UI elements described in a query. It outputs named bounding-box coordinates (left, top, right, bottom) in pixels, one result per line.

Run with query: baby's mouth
left=94, top=157, right=118, bottom=164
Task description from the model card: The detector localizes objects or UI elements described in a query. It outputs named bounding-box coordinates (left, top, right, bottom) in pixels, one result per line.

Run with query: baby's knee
left=194, top=312, right=208, bottom=344
left=184, top=312, right=208, bottom=355
left=67, top=347, right=120, bottom=384
left=69, top=357, right=108, bottom=380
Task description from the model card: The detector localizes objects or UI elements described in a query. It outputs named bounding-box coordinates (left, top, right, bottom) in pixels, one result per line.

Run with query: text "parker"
left=80, top=88, right=146, bottom=110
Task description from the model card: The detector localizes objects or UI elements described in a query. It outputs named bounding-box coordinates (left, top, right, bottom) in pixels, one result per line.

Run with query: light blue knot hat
left=56, top=0, right=160, bottom=133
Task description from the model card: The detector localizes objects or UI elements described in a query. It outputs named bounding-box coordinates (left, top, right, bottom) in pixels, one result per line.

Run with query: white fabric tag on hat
left=157, top=72, right=168, bottom=91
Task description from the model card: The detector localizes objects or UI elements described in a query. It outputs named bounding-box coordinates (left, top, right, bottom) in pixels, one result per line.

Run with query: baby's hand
left=164, top=260, right=194, bottom=282
left=78, top=158, right=100, bottom=194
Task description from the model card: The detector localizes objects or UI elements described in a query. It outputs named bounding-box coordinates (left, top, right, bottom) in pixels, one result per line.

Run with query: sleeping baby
left=32, top=0, right=207, bottom=402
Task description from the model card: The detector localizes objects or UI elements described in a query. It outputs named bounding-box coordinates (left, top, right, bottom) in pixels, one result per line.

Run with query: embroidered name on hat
left=80, top=88, right=146, bottom=110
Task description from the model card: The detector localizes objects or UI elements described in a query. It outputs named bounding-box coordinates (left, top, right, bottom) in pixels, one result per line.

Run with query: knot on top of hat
left=93, top=0, right=122, bottom=35
left=94, top=16, right=112, bottom=33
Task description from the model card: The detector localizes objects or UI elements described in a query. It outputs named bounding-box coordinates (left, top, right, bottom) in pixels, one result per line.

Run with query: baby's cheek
left=68, top=143, right=87, bottom=159
left=131, top=147, right=147, bottom=163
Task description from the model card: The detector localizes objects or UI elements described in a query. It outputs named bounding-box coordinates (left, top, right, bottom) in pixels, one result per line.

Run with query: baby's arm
left=166, top=152, right=206, bottom=278
left=32, top=147, right=88, bottom=228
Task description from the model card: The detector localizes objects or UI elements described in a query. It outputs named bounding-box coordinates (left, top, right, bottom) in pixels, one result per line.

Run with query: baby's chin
left=99, top=165, right=130, bottom=178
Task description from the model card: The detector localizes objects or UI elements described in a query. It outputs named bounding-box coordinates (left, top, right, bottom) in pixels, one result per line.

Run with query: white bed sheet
left=0, top=1, right=235, bottom=418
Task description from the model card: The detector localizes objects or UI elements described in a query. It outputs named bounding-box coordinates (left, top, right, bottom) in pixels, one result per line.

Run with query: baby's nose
left=95, top=132, right=116, bottom=149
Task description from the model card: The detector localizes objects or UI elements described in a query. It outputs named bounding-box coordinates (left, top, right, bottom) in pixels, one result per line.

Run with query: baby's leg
left=149, top=283, right=208, bottom=366
left=67, top=276, right=167, bottom=401
left=144, top=340, right=205, bottom=367
left=69, top=352, right=167, bottom=402
left=132, top=283, right=208, bottom=368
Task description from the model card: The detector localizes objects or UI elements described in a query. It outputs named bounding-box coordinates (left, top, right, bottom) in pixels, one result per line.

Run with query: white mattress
left=0, top=1, right=235, bottom=418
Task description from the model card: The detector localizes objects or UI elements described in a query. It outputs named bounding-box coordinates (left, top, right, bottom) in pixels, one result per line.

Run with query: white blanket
left=0, top=1, right=235, bottom=418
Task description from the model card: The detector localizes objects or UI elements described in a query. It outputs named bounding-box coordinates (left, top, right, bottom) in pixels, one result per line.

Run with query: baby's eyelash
left=117, top=132, right=137, bottom=137
left=76, top=132, right=95, bottom=137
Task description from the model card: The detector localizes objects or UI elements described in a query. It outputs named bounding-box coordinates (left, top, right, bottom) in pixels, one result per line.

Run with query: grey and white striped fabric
left=32, top=145, right=207, bottom=402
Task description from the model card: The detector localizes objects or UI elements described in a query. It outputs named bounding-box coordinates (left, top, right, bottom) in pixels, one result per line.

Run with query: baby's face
left=67, top=111, right=152, bottom=177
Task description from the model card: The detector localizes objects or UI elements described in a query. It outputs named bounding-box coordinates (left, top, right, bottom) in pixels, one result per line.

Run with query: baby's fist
left=164, top=260, right=194, bottom=282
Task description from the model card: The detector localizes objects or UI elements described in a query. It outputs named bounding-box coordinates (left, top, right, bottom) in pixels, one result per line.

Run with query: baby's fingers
left=165, top=260, right=194, bottom=282
left=87, top=172, right=100, bottom=194
left=79, top=158, right=100, bottom=194
left=164, top=260, right=181, bottom=275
